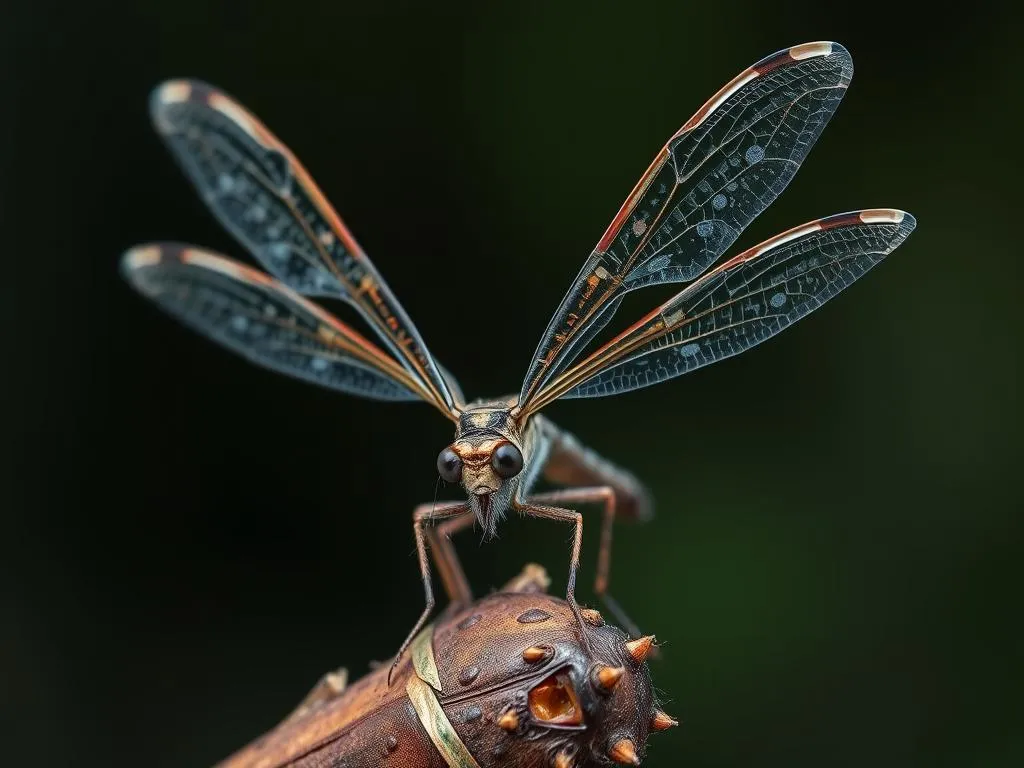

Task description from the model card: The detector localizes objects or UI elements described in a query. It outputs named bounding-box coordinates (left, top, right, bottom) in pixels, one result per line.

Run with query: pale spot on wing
left=678, top=343, right=700, bottom=357
left=207, top=92, right=261, bottom=142
left=181, top=249, right=242, bottom=278
left=646, top=255, right=672, bottom=273
left=156, top=80, right=191, bottom=104
left=789, top=41, right=833, bottom=60
left=267, top=242, right=290, bottom=261
left=124, top=246, right=162, bottom=269
left=860, top=209, right=905, bottom=224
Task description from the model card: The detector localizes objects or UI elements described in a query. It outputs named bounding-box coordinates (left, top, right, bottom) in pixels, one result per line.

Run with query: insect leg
left=525, top=487, right=645, bottom=640
left=425, top=511, right=476, bottom=608
left=389, top=501, right=471, bottom=685
left=513, top=501, right=586, bottom=640
left=540, top=421, right=653, bottom=523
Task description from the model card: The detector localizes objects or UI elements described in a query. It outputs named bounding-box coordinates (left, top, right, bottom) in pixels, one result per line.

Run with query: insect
left=217, top=564, right=672, bottom=767
left=122, top=41, right=916, bottom=677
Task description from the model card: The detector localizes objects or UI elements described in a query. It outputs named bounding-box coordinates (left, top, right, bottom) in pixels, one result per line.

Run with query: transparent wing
left=518, top=42, right=853, bottom=408
left=121, top=243, right=441, bottom=406
left=525, top=210, right=915, bottom=408
left=150, top=80, right=457, bottom=415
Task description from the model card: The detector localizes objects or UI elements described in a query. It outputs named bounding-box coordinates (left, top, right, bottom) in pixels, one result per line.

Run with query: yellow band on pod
left=406, top=624, right=480, bottom=768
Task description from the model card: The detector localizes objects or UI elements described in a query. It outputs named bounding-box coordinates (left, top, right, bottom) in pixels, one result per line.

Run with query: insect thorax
left=455, top=399, right=522, bottom=447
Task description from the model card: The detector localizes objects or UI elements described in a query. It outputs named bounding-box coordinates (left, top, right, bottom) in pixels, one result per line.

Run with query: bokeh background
left=4, top=1, right=1020, bottom=766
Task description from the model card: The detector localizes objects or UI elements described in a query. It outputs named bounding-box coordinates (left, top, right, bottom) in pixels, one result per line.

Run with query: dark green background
left=4, top=1, right=1020, bottom=766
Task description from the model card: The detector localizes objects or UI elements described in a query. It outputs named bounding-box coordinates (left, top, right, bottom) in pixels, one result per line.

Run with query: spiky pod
left=217, top=566, right=675, bottom=768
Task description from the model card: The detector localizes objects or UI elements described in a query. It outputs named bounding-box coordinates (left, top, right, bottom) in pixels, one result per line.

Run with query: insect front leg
left=525, top=486, right=649, bottom=642
left=540, top=418, right=653, bottom=523
left=425, top=510, right=476, bottom=608
left=513, top=500, right=586, bottom=638
left=389, top=501, right=471, bottom=685
left=535, top=420, right=653, bottom=637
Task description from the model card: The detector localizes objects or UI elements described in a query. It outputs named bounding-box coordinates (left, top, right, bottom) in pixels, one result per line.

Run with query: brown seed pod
left=217, top=565, right=669, bottom=767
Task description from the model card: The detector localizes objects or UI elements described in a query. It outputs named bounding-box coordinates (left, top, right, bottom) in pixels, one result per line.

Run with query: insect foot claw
left=386, top=657, right=401, bottom=687
left=565, top=598, right=595, bottom=652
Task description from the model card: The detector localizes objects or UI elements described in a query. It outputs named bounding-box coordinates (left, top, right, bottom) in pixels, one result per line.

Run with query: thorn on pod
left=609, top=737, right=640, bottom=765
left=522, top=645, right=551, bottom=663
left=625, top=635, right=655, bottom=664
left=651, top=710, right=678, bottom=731
left=594, top=665, right=625, bottom=691
left=497, top=709, right=519, bottom=731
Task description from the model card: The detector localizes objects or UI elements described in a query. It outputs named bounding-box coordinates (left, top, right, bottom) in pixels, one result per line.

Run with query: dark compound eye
left=491, top=443, right=523, bottom=479
left=437, top=447, right=462, bottom=483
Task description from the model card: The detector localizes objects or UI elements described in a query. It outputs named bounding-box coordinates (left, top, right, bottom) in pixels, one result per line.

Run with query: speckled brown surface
left=217, top=570, right=664, bottom=767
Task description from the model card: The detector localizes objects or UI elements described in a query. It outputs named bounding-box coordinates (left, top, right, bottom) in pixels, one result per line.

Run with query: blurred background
left=3, top=1, right=1020, bottom=766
